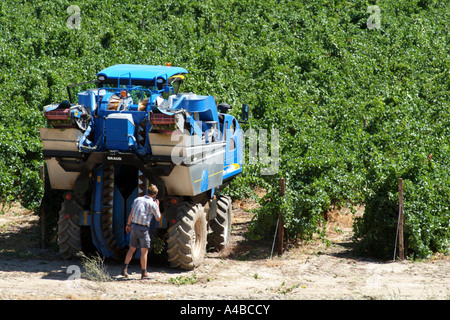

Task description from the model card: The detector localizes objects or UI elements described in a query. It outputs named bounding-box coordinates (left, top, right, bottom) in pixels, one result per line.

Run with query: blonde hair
left=148, top=184, right=158, bottom=196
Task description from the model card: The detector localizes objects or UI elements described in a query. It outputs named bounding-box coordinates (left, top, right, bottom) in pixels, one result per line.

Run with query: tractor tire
left=100, top=164, right=127, bottom=259
left=208, top=195, right=233, bottom=250
left=57, top=202, right=82, bottom=259
left=166, top=202, right=207, bottom=270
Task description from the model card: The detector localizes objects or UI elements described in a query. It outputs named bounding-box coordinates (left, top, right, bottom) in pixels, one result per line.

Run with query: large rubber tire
left=100, top=164, right=127, bottom=259
left=57, top=202, right=82, bottom=259
left=208, top=195, right=232, bottom=250
left=166, top=202, right=207, bottom=270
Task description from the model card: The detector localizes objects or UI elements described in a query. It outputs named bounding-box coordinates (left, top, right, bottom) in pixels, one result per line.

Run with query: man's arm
left=125, top=208, right=133, bottom=233
left=153, top=199, right=161, bottom=221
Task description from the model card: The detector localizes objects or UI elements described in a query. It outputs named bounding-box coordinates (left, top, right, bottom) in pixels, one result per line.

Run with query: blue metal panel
left=78, top=91, right=90, bottom=109
left=222, top=115, right=244, bottom=180
left=223, top=114, right=236, bottom=166
left=171, top=94, right=219, bottom=123
left=105, top=114, right=135, bottom=150
left=93, top=114, right=106, bottom=152
left=223, top=163, right=243, bottom=180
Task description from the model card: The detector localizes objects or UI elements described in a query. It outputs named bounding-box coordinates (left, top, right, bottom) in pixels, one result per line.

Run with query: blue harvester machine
left=40, top=64, right=248, bottom=269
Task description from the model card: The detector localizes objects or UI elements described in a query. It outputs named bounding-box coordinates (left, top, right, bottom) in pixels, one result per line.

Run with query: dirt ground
left=0, top=200, right=448, bottom=301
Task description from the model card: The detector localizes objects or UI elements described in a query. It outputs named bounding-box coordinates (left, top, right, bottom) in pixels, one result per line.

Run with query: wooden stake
left=40, top=165, right=46, bottom=249
left=278, top=178, right=285, bottom=255
left=398, top=178, right=404, bottom=260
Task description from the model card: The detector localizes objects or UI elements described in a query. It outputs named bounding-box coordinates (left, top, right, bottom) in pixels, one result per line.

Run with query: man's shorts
left=130, top=224, right=151, bottom=249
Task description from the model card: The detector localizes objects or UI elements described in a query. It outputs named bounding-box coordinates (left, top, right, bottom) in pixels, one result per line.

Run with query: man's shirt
left=130, top=195, right=161, bottom=227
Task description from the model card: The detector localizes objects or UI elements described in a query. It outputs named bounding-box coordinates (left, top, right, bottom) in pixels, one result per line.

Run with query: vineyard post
left=40, top=165, right=46, bottom=249
left=398, top=178, right=405, bottom=259
left=278, top=178, right=285, bottom=255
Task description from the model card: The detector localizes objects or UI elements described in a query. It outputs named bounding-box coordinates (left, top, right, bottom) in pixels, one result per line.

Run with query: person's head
left=148, top=184, right=158, bottom=197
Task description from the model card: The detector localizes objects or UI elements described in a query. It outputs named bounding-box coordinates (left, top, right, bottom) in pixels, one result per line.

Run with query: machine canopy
left=97, top=64, right=188, bottom=86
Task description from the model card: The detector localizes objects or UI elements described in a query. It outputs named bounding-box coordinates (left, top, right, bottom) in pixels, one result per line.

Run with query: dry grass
left=78, top=252, right=112, bottom=282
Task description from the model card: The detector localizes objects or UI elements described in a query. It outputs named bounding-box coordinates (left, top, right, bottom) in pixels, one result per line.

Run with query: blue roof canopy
left=97, top=64, right=188, bottom=85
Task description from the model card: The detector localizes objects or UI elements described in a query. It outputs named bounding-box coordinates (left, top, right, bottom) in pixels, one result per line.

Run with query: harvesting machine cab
left=40, top=64, right=248, bottom=269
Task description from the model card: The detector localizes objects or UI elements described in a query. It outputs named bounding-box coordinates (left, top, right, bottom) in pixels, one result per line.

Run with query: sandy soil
left=0, top=201, right=448, bottom=301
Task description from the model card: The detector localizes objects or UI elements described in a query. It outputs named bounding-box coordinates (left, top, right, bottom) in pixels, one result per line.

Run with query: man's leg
left=140, top=248, right=149, bottom=279
left=122, top=246, right=136, bottom=278
left=140, top=226, right=152, bottom=279
left=125, top=246, right=137, bottom=265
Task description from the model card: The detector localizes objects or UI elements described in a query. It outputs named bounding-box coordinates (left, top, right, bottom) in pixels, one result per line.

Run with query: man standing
left=121, top=184, right=161, bottom=279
